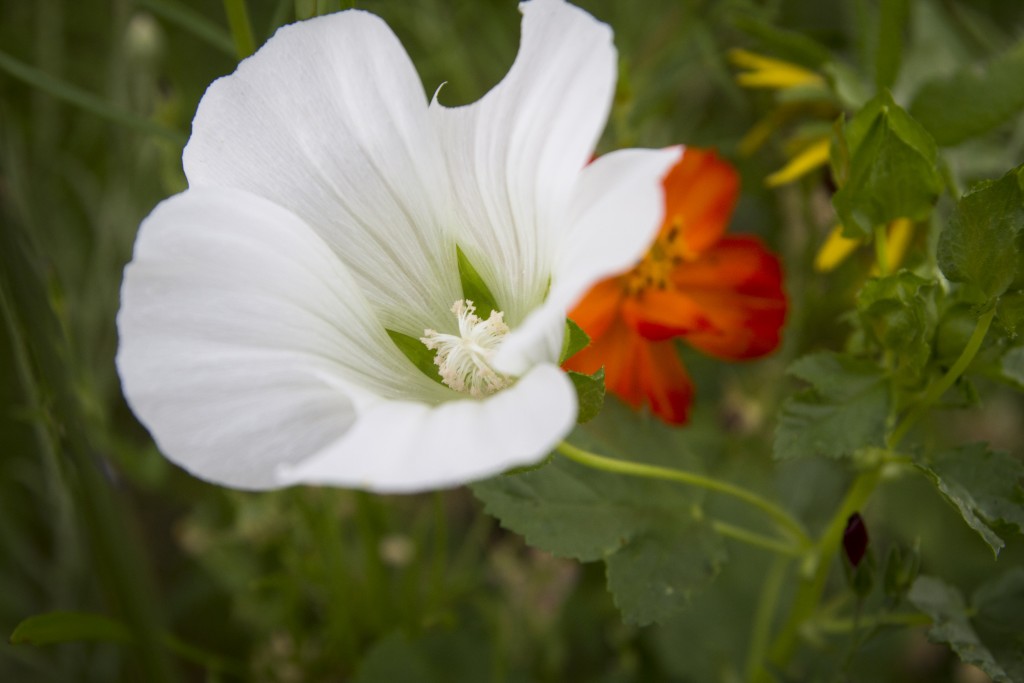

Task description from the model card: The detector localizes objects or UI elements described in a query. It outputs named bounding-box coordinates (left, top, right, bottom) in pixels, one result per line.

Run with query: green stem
left=556, top=442, right=812, bottom=548
left=710, top=520, right=802, bottom=557
left=747, top=555, right=790, bottom=683
left=816, top=611, right=931, bottom=634
left=223, top=0, right=256, bottom=59
left=769, top=468, right=881, bottom=667
left=873, top=223, right=889, bottom=275
left=888, top=307, right=995, bottom=448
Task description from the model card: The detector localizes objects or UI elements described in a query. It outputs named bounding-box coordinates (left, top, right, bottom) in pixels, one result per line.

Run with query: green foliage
left=387, top=329, right=444, bottom=385
left=774, top=352, right=889, bottom=460
left=938, top=164, right=1024, bottom=302
left=875, top=0, right=909, bottom=90
left=916, top=443, right=1024, bottom=557
left=909, top=570, right=1024, bottom=683
left=473, top=404, right=727, bottom=626
left=857, top=271, right=938, bottom=381
left=456, top=246, right=501, bottom=319
left=832, top=92, right=943, bottom=238
left=560, top=318, right=590, bottom=364
left=568, top=368, right=605, bottom=424
left=353, top=630, right=492, bottom=683
left=910, top=39, right=1024, bottom=147
left=10, top=612, right=131, bottom=647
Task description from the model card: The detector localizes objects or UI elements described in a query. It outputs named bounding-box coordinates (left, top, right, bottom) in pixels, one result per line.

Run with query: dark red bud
left=843, top=512, right=869, bottom=568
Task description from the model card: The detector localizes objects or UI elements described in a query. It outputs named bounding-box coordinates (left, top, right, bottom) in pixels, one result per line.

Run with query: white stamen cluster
left=421, top=300, right=512, bottom=398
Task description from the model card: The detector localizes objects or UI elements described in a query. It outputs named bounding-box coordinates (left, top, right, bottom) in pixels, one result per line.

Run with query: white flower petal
left=430, top=0, right=616, bottom=325
left=183, top=11, right=460, bottom=335
left=277, top=364, right=577, bottom=492
left=493, top=146, right=681, bottom=375
left=117, top=188, right=450, bottom=490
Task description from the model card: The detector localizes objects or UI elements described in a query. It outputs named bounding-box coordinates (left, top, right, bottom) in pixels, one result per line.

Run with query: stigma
left=421, top=300, right=512, bottom=398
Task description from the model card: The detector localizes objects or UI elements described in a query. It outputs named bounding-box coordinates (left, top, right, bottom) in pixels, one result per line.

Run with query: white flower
left=116, top=0, right=679, bottom=492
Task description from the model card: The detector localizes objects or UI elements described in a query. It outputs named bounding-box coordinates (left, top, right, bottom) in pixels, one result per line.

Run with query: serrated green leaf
left=937, top=165, right=1024, bottom=302
left=606, top=524, right=726, bottom=627
left=909, top=572, right=1024, bottom=683
left=10, top=611, right=132, bottom=646
left=473, top=403, right=725, bottom=625
left=857, top=272, right=938, bottom=380
left=910, top=39, right=1024, bottom=146
left=569, top=369, right=605, bottom=424
left=560, top=318, right=590, bottom=364
left=833, top=94, right=942, bottom=239
left=386, top=329, right=443, bottom=385
left=456, top=246, right=500, bottom=319
left=775, top=352, right=890, bottom=460
left=916, top=443, right=1024, bottom=556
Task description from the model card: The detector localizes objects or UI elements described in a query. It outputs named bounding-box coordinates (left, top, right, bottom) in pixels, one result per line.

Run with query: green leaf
left=996, top=292, right=1024, bottom=338
left=875, top=0, right=909, bottom=90
left=774, top=352, right=890, bottom=460
left=569, top=369, right=605, bottom=424
left=605, top=524, right=727, bottom=626
left=10, top=611, right=131, bottom=646
left=909, top=571, right=1024, bottom=682
left=916, top=443, right=1024, bottom=556
left=353, top=629, right=491, bottom=683
left=472, top=402, right=726, bottom=625
left=832, top=92, right=942, bottom=238
left=910, top=39, right=1024, bottom=146
left=560, top=318, right=590, bottom=364
left=386, top=330, right=443, bottom=385
left=456, top=246, right=500, bottom=319
left=937, top=165, right=1024, bottom=302
left=857, top=271, right=938, bottom=380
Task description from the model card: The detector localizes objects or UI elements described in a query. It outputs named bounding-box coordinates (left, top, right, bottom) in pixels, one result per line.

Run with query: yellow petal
left=729, top=48, right=825, bottom=90
left=886, top=218, right=914, bottom=269
left=765, top=137, right=831, bottom=187
left=815, top=225, right=861, bottom=272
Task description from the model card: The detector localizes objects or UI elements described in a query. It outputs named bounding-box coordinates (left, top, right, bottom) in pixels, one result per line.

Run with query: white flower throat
left=421, top=300, right=512, bottom=398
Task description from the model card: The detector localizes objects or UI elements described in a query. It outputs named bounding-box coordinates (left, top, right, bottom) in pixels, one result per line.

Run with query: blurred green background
left=2, top=0, right=1024, bottom=681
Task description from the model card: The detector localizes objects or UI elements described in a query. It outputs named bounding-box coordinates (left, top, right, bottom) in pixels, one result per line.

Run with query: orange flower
left=565, top=149, right=787, bottom=424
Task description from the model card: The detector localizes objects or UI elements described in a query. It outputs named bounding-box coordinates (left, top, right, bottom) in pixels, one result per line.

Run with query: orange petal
left=626, top=237, right=787, bottom=359
left=566, top=316, right=693, bottom=425
left=661, top=148, right=739, bottom=259
left=567, top=277, right=625, bottom=342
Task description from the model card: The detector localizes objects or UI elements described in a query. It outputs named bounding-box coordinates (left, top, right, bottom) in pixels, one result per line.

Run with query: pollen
left=421, top=300, right=513, bottom=398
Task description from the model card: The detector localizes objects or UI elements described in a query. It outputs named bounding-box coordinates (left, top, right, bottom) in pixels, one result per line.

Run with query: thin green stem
left=747, top=555, right=790, bottom=683
left=888, top=306, right=996, bottom=447
left=223, top=0, right=256, bottom=59
left=873, top=223, right=889, bottom=275
left=556, top=442, right=812, bottom=548
left=710, top=520, right=802, bottom=557
left=816, top=611, right=931, bottom=634
left=769, top=468, right=881, bottom=667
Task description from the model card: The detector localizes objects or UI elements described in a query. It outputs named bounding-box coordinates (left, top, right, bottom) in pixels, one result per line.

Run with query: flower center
left=420, top=300, right=513, bottom=398
left=623, top=220, right=685, bottom=296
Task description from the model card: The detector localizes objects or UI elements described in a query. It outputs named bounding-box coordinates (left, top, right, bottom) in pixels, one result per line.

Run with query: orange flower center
left=623, top=219, right=687, bottom=296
